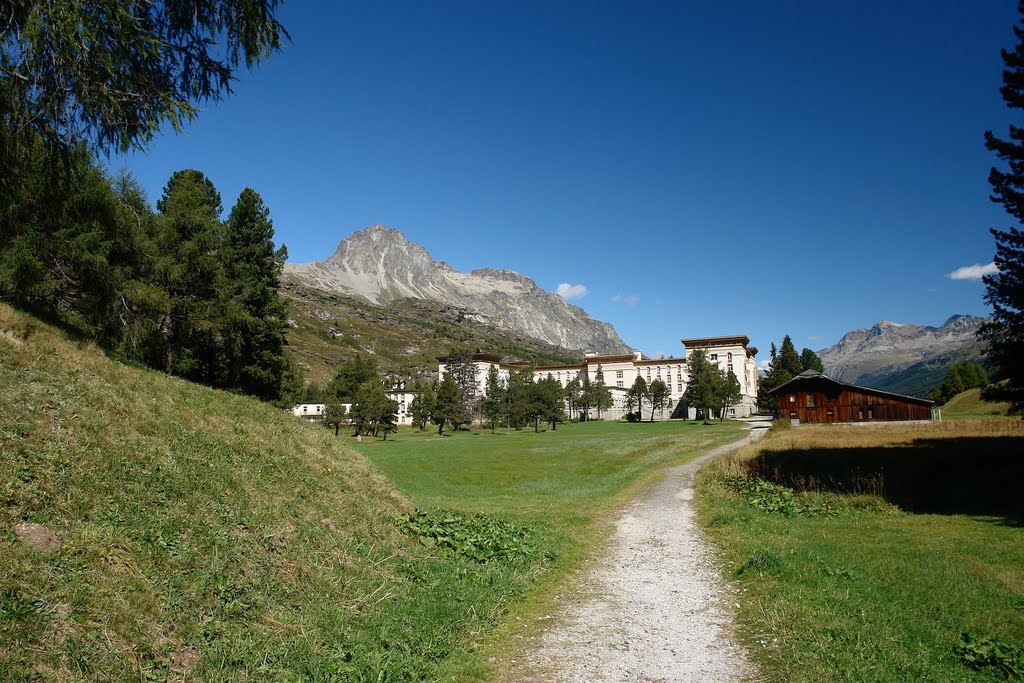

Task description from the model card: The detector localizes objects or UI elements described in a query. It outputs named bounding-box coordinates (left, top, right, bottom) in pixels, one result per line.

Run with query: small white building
left=290, top=403, right=326, bottom=421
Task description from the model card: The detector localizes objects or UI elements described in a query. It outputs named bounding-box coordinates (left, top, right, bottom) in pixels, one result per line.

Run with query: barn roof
left=768, top=369, right=934, bottom=406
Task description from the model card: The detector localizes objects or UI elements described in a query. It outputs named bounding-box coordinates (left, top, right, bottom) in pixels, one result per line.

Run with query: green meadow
left=1, top=302, right=750, bottom=681
left=698, top=421, right=1024, bottom=683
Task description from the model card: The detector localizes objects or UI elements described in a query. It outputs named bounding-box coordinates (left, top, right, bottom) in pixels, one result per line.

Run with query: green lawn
left=698, top=422, right=1024, bottom=682
left=353, top=419, right=749, bottom=675
left=354, top=420, right=747, bottom=530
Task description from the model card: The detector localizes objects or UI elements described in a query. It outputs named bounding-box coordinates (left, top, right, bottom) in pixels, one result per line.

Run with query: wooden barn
left=768, top=370, right=933, bottom=423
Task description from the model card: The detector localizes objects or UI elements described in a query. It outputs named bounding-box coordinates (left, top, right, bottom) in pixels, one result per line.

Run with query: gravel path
left=508, top=424, right=768, bottom=683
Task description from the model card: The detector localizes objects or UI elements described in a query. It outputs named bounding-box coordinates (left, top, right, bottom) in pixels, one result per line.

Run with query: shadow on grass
left=749, top=437, right=1024, bottom=519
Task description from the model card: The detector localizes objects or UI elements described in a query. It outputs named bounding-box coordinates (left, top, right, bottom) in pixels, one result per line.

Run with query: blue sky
left=113, top=1, right=1018, bottom=363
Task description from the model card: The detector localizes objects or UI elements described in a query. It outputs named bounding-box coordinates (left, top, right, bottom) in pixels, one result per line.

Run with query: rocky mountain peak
left=817, top=315, right=987, bottom=385
left=283, top=226, right=632, bottom=354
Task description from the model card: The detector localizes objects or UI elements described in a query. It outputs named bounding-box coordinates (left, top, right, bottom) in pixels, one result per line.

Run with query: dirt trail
left=506, top=423, right=768, bottom=682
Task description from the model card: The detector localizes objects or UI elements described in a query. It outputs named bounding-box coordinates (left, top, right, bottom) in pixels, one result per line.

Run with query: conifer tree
left=433, top=373, right=461, bottom=435
left=648, top=378, right=669, bottom=422
left=980, top=2, right=1024, bottom=413
left=684, top=350, right=721, bottom=424
left=629, top=376, right=648, bottom=422
left=800, top=348, right=825, bottom=374
left=221, top=187, right=289, bottom=400
left=482, top=365, right=506, bottom=433
left=153, top=169, right=226, bottom=384
left=408, top=381, right=436, bottom=430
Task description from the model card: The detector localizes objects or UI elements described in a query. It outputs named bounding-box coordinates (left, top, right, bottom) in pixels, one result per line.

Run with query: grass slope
left=0, top=304, right=547, bottom=681
left=943, top=387, right=1014, bottom=419
left=698, top=421, right=1024, bottom=682
left=283, top=282, right=582, bottom=384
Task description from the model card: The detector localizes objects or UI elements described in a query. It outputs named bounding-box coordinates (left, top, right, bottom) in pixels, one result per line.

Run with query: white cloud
left=757, top=359, right=771, bottom=370
left=556, top=282, right=588, bottom=299
left=947, top=262, right=998, bottom=281
left=611, top=293, right=640, bottom=308
left=807, top=335, right=822, bottom=342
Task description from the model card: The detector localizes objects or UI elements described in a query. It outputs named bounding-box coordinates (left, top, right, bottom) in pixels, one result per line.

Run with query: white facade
left=438, top=336, right=760, bottom=422
left=291, top=403, right=325, bottom=421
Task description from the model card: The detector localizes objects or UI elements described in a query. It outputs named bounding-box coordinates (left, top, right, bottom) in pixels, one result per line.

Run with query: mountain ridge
left=284, top=225, right=632, bottom=354
left=816, top=315, right=988, bottom=396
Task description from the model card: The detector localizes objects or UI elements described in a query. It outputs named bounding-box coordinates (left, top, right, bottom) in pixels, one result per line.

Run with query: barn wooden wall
left=775, top=382, right=932, bottom=423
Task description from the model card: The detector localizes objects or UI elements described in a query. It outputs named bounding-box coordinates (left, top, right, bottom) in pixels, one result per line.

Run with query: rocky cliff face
left=284, top=225, right=632, bottom=354
left=816, top=315, right=988, bottom=388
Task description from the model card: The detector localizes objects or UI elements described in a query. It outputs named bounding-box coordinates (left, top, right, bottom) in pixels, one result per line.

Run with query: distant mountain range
left=816, top=315, right=988, bottom=397
left=284, top=225, right=632, bottom=354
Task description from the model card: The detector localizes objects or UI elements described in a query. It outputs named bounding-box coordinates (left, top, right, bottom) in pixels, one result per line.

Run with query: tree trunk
left=334, top=423, right=339, bottom=437
left=437, top=422, right=444, bottom=435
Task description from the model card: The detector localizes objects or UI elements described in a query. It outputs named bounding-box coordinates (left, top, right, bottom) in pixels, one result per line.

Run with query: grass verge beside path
left=697, top=420, right=1024, bottom=682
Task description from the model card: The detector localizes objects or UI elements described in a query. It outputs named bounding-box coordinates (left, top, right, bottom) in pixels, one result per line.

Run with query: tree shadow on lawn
left=749, top=437, right=1024, bottom=520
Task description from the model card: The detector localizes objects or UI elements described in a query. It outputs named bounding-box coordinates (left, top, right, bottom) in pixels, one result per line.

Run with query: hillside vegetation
left=283, top=282, right=582, bottom=384
left=942, top=387, right=1014, bottom=419
left=0, top=304, right=546, bottom=681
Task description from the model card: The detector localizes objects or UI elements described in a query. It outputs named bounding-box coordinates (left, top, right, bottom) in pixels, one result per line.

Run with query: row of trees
left=0, top=148, right=300, bottom=404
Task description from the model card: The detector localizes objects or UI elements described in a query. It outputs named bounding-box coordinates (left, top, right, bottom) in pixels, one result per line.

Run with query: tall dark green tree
left=629, top=376, right=648, bottom=422
left=778, top=336, right=803, bottom=377
left=648, top=378, right=669, bottom=422
left=684, top=350, right=721, bottom=424
left=800, top=348, right=825, bottom=374
left=481, top=365, right=506, bottom=433
left=718, top=370, right=743, bottom=422
left=981, top=1, right=1024, bottom=413
left=220, top=187, right=289, bottom=401
left=328, top=355, right=380, bottom=402
left=592, top=365, right=613, bottom=420
left=432, top=373, right=461, bottom=435
left=408, top=381, right=436, bottom=431
left=153, top=169, right=226, bottom=384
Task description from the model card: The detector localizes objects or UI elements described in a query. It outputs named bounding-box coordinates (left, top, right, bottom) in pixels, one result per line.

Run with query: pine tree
left=684, top=350, right=722, bottom=424
left=980, top=2, right=1024, bottom=414
left=630, top=376, right=648, bottom=422
left=718, top=370, right=743, bottom=422
left=409, top=381, right=436, bottom=431
left=482, top=365, right=506, bottom=433
left=433, top=374, right=461, bottom=435
left=592, top=365, right=613, bottom=420
left=220, top=188, right=289, bottom=401
left=328, top=355, right=380, bottom=402
left=648, top=378, right=669, bottom=422
left=778, top=336, right=803, bottom=376
left=153, top=169, right=226, bottom=384
left=800, top=348, right=825, bottom=374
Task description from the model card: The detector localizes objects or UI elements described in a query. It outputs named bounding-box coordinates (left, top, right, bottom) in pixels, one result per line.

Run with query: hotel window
left=678, top=383, right=683, bottom=392
left=616, top=381, right=623, bottom=388
left=616, top=370, right=623, bottom=379
left=727, top=352, right=733, bottom=361
left=710, top=354, right=718, bottom=361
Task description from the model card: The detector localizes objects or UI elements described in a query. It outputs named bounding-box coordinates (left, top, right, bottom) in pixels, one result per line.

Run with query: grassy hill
left=941, top=387, right=1014, bottom=419
left=0, top=303, right=549, bottom=681
left=283, top=281, right=583, bottom=384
